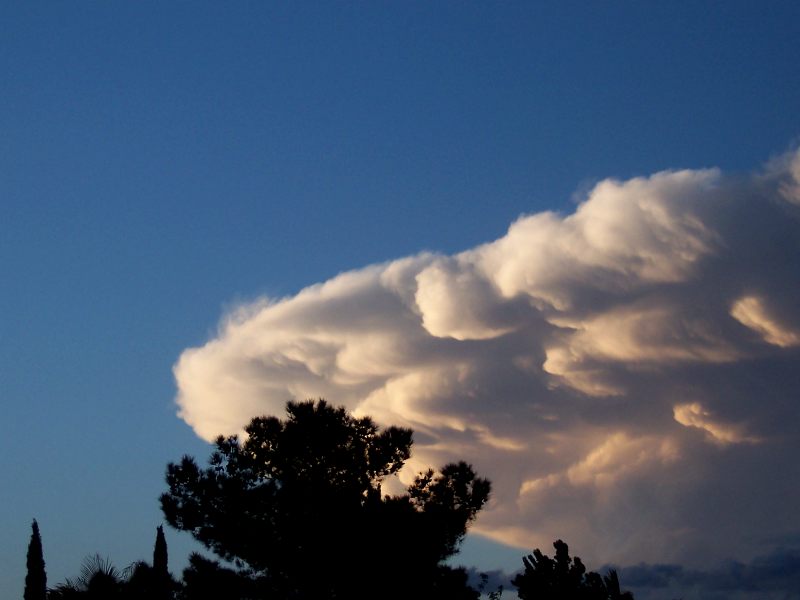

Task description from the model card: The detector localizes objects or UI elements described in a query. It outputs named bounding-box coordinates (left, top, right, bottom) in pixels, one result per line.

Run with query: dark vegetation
left=28, top=399, right=634, bottom=599
left=161, top=400, right=490, bottom=599
left=24, top=520, right=47, bottom=600
left=46, top=529, right=177, bottom=600
left=513, top=540, right=633, bottom=600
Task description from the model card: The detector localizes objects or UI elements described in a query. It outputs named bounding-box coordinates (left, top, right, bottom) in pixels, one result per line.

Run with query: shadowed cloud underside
left=174, top=151, right=800, bottom=567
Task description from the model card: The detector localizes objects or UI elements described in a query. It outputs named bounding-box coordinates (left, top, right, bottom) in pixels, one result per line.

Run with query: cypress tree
left=153, top=525, right=171, bottom=600
left=24, top=519, right=47, bottom=600
left=153, top=525, right=168, bottom=576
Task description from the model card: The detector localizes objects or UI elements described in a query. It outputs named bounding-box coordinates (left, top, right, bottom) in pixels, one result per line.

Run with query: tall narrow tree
left=153, top=525, right=168, bottom=577
left=24, top=519, right=47, bottom=600
left=152, top=525, right=172, bottom=600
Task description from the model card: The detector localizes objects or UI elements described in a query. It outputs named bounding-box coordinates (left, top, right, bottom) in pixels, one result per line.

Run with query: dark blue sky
left=2, top=2, right=799, bottom=598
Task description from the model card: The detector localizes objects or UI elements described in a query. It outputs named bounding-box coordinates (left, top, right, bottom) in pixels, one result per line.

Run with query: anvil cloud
left=174, top=151, right=800, bottom=567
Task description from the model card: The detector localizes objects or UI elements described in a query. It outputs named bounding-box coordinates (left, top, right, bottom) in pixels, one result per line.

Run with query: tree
left=121, top=526, right=176, bottom=600
left=49, top=527, right=177, bottom=600
left=24, top=519, right=47, bottom=600
left=179, top=553, right=261, bottom=600
left=512, top=540, right=634, bottom=600
left=153, top=525, right=168, bottom=576
left=48, top=555, right=122, bottom=599
left=151, top=525, right=173, bottom=600
left=161, top=399, right=491, bottom=599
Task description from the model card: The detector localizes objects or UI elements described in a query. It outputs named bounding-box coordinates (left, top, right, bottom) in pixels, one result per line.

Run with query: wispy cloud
left=173, top=150, right=800, bottom=567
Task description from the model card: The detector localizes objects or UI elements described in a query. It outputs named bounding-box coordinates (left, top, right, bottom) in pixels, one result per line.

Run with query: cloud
left=173, top=150, right=800, bottom=568
left=620, top=547, right=800, bottom=599
left=673, top=402, right=760, bottom=445
left=464, top=568, right=514, bottom=595
left=463, top=546, right=800, bottom=600
left=730, top=295, right=800, bottom=348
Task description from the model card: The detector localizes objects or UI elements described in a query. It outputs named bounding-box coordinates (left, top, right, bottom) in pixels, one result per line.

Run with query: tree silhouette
left=49, top=555, right=122, bottom=599
left=24, top=519, right=47, bottom=600
left=180, top=553, right=261, bottom=600
left=119, top=526, right=177, bottom=600
left=512, top=540, right=634, bottom=600
left=151, top=525, right=172, bottom=600
left=49, top=527, right=177, bottom=600
left=602, top=569, right=634, bottom=600
left=153, top=525, right=168, bottom=576
left=161, top=399, right=491, bottom=599
left=124, top=561, right=157, bottom=599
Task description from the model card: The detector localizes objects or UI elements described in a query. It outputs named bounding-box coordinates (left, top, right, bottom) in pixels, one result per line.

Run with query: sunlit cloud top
left=174, top=150, right=800, bottom=567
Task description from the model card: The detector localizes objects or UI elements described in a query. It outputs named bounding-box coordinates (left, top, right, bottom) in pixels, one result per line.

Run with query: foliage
left=48, top=528, right=178, bottom=600
left=48, top=554, right=122, bottom=599
left=161, top=399, right=491, bottom=599
left=151, top=525, right=172, bottom=600
left=478, top=573, right=505, bottom=599
left=512, top=540, right=634, bottom=600
left=25, top=519, right=47, bottom=600
left=153, top=525, right=168, bottom=576
left=178, top=553, right=263, bottom=600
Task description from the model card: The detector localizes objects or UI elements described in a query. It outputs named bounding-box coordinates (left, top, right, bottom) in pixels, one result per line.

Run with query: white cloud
left=730, top=296, right=800, bottom=348
left=173, top=150, right=800, bottom=568
left=673, top=402, right=760, bottom=445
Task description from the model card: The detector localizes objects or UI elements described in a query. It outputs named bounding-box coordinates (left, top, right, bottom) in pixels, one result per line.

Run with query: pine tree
left=162, top=399, right=490, bottom=599
left=24, top=519, right=47, bottom=600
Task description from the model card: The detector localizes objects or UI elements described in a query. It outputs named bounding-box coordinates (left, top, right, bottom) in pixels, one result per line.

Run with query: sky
left=2, top=2, right=800, bottom=599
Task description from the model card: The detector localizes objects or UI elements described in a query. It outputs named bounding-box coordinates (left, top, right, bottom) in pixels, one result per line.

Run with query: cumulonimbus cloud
left=173, top=150, right=800, bottom=568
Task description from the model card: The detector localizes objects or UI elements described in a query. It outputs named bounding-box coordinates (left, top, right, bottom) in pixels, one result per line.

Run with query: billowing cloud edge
left=173, top=149, right=800, bottom=567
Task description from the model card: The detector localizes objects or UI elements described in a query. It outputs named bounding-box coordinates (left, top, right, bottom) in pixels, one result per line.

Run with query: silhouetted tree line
left=512, top=540, right=634, bottom=600
left=27, top=399, right=634, bottom=599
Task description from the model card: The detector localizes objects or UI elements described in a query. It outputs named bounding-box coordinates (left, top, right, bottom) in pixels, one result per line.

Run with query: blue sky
left=2, top=3, right=800, bottom=599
